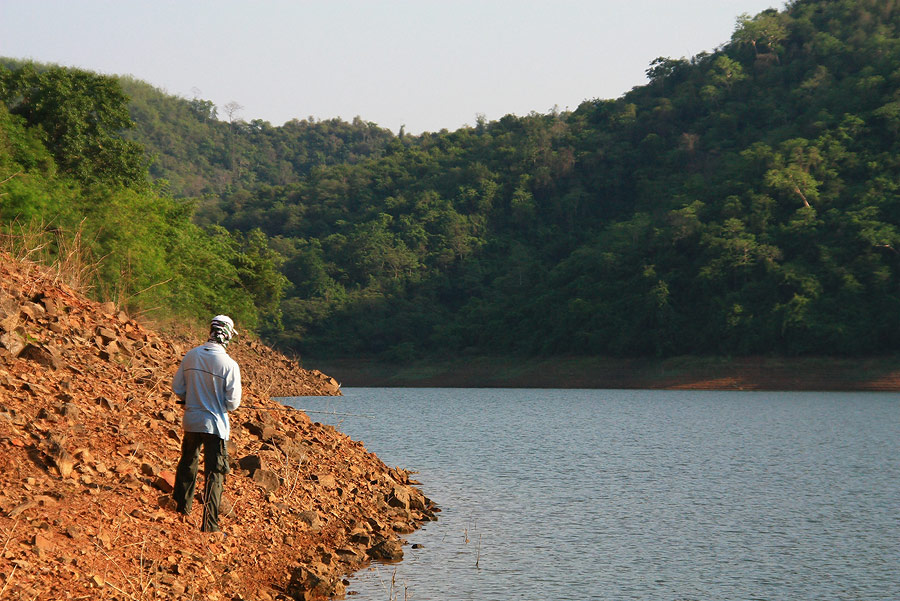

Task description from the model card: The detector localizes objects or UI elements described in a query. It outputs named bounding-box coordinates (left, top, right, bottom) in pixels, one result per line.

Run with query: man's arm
left=224, top=363, right=241, bottom=412
left=172, top=361, right=187, bottom=399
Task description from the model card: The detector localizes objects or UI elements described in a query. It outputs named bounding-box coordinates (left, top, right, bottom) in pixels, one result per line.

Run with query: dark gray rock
left=367, top=539, right=404, bottom=562
left=237, top=454, right=263, bottom=475
left=297, top=510, right=322, bottom=531
left=252, top=468, right=281, bottom=492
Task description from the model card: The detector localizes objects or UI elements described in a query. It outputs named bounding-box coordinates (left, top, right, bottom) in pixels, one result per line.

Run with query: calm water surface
left=282, top=388, right=899, bottom=601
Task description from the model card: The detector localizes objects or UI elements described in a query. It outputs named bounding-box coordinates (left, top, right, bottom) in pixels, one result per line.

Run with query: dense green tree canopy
left=2, top=64, right=147, bottom=187
left=0, top=63, right=285, bottom=332
left=6, top=0, right=900, bottom=361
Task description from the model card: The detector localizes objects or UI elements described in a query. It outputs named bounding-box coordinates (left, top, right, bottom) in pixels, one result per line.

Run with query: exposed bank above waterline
left=307, top=355, right=900, bottom=391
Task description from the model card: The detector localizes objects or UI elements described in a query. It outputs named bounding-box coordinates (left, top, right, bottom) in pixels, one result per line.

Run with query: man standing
left=172, top=315, right=241, bottom=532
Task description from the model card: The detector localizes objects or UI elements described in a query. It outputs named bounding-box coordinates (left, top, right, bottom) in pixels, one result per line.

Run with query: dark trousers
left=173, top=431, right=229, bottom=532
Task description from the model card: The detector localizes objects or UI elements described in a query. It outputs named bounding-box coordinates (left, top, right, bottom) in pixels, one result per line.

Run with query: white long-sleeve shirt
left=172, top=342, right=241, bottom=440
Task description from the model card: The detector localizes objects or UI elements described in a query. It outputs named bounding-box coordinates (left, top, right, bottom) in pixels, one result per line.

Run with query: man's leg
left=201, top=434, right=228, bottom=532
left=173, top=432, right=203, bottom=514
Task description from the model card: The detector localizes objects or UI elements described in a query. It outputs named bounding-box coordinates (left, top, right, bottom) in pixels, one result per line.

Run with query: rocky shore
left=0, top=251, right=438, bottom=600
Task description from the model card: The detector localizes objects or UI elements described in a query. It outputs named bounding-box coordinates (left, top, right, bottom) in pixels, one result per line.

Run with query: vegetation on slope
left=7, top=0, right=900, bottom=361
left=168, top=0, right=900, bottom=359
left=0, top=62, right=287, bottom=333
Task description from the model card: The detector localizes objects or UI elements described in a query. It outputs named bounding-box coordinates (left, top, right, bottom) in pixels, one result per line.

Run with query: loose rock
left=0, top=250, right=437, bottom=600
left=251, top=469, right=281, bottom=493
left=367, top=539, right=404, bottom=562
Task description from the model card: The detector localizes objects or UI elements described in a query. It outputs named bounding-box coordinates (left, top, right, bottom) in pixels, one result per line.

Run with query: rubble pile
left=0, top=252, right=437, bottom=600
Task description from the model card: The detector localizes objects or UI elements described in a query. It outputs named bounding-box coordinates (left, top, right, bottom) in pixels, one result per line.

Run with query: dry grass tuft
left=0, top=218, right=100, bottom=294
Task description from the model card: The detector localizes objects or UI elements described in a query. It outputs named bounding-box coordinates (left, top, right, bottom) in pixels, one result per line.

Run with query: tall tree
left=0, top=64, right=146, bottom=186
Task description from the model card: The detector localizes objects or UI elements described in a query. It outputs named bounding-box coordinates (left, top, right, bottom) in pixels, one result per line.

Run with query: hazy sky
left=1, top=1, right=782, bottom=134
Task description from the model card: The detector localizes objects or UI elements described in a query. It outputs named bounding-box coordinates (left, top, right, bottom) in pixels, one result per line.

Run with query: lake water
left=281, top=388, right=899, bottom=601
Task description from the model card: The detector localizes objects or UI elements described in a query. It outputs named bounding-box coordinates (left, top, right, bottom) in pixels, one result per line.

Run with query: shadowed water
left=282, top=388, right=899, bottom=601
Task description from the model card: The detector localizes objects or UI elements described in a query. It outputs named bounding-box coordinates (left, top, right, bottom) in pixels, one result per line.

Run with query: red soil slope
left=0, top=252, right=437, bottom=600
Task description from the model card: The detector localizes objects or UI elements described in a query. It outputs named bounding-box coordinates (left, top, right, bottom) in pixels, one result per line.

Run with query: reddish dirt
left=0, top=252, right=437, bottom=600
left=316, top=355, right=900, bottom=391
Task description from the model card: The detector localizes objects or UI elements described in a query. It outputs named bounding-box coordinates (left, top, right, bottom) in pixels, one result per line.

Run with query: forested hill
left=7, top=0, right=900, bottom=362
left=118, top=77, right=396, bottom=199
left=132, top=0, right=900, bottom=359
left=0, top=62, right=286, bottom=334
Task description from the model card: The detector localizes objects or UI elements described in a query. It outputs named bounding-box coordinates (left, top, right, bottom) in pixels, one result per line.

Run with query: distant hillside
left=119, top=77, right=396, bottom=199
left=177, top=0, right=900, bottom=361
left=0, top=60, right=286, bottom=333
left=9, top=0, right=900, bottom=363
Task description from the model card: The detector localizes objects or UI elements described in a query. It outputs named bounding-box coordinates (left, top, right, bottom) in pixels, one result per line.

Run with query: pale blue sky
left=1, top=1, right=781, bottom=134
